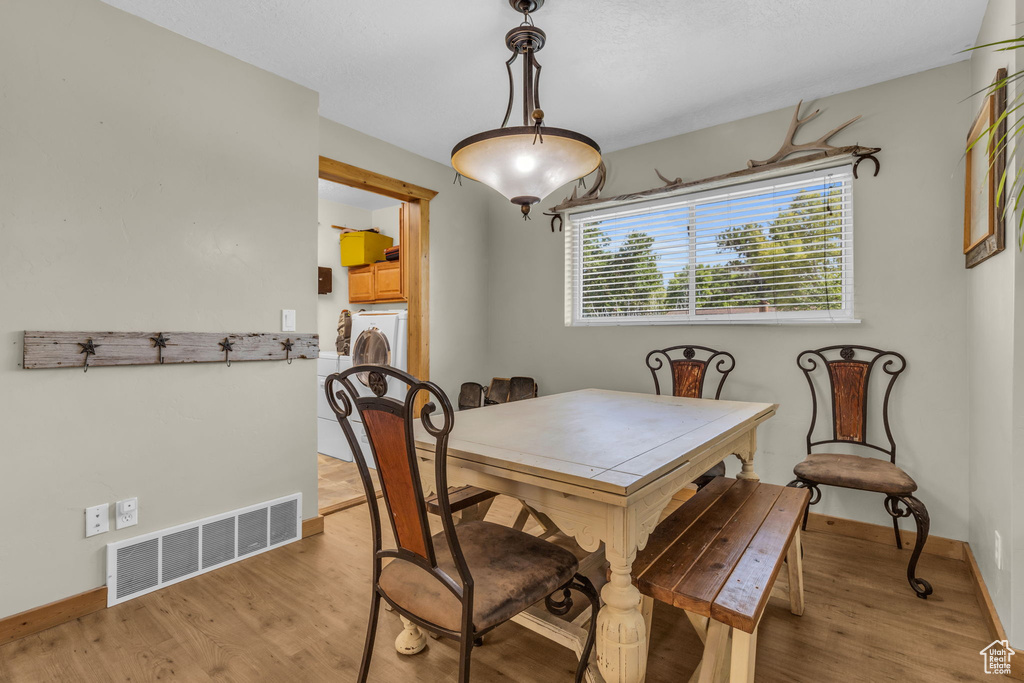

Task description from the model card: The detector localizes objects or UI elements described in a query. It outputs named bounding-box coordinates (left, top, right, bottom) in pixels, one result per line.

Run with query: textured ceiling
left=101, top=0, right=987, bottom=165
left=318, top=179, right=401, bottom=212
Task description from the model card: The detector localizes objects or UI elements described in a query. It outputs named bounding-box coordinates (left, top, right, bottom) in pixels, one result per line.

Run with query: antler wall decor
left=748, top=100, right=861, bottom=168
left=545, top=161, right=608, bottom=231
left=544, top=101, right=881, bottom=225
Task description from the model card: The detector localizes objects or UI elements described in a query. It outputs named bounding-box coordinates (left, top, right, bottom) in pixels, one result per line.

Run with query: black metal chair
left=459, top=377, right=538, bottom=410
left=787, top=345, right=932, bottom=599
left=325, top=365, right=599, bottom=682
left=458, top=382, right=485, bottom=411
left=646, top=345, right=736, bottom=489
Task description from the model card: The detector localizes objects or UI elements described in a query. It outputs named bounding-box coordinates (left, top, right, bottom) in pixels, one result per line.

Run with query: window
left=565, top=165, right=855, bottom=325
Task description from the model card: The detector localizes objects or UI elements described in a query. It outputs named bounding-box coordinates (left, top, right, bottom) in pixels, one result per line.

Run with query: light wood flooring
left=318, top=453, right=380, bottom=516
left=0, top=495, right=996, bottom=682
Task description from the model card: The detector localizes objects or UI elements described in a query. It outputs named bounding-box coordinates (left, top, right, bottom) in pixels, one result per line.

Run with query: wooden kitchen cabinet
left=347, top=260, right=405, bottom=304
left=348, top=265, right=376, bottom=303
left=374, top=260, right=403, bottom=300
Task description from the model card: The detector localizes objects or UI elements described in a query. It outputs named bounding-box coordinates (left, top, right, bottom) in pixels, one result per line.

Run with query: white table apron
left=407, top=390, right=775, bottom=683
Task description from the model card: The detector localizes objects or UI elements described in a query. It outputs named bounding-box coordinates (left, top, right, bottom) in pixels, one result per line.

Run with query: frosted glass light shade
left=451, top=126, right=601, bottom=207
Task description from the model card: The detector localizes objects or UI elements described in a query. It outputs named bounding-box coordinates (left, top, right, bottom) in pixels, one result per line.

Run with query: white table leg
left=735, top=430, right=760, bottom=481
left=395, top=615, right=427, bottom=655
left=598, top=545, right=648, bottom=683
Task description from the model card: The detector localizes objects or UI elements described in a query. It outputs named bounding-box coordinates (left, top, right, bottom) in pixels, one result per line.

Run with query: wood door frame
left=318, top=156, right=436, bottom=390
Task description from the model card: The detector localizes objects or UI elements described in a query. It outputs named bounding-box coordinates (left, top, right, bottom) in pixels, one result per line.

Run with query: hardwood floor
left=318, top=454, right=380, bottom=516
left=0, top=495, right=996, bottom=682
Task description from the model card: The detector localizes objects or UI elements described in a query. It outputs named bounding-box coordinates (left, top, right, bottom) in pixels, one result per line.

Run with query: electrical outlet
left=281, top=309, right=296, bottom=332
left=995, top=531, right=1002, bottom=570
left=116, top=497, right=138, bottom=530
left=85, top=503, right=109, bottom=537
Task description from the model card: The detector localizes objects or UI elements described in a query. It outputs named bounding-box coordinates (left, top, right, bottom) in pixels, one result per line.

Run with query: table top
left=414, top=388, right=777, bottom=497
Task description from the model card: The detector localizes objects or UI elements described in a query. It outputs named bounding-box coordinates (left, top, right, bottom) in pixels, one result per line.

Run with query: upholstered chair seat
left=380, top=521, right=579, bottom=632
left=325, top=364, right=599, bottom=682
left=793, top=453, right=917, bottom=495
left=788, top=345, right=932, bottom=599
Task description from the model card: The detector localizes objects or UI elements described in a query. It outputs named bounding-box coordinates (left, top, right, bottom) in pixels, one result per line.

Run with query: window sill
left=569, top=317, right=862, bottom=327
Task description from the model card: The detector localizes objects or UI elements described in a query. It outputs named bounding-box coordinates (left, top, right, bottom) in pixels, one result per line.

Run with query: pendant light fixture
left=451, top=0, right=602, bottom=219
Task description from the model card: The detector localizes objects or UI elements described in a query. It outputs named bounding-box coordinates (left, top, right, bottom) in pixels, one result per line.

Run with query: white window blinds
left=566, top=165, right=855, bottom=325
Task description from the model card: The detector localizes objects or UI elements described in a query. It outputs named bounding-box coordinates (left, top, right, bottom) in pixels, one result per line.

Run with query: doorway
left=316, top=156, right=436, bottom=515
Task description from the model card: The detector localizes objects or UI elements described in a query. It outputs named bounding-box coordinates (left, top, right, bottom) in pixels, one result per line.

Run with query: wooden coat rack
left=22, top=331, right=319, bottom=371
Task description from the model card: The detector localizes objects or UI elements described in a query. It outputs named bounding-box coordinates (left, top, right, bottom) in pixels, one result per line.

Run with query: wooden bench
left=633, top=477, right=810, bottom=683
left=424, top=485, right=497, bottom=522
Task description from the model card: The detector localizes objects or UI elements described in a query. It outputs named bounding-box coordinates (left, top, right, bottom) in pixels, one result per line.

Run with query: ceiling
left=318, top=179, right=401, bottom=212
left=101, top=0, right=987, bottom=165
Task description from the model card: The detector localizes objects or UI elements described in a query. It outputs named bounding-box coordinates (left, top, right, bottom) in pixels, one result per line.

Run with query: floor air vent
left=106, top=493, right=302, bottom=606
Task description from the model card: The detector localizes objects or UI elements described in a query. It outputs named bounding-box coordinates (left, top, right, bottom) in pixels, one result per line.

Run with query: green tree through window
left=578, top=182, right=847, bottom=320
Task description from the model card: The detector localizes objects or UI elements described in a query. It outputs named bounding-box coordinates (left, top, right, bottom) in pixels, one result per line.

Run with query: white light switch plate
left=282, top=309, right=296, bottom=332
left=86, top=503, right=109, bottom=537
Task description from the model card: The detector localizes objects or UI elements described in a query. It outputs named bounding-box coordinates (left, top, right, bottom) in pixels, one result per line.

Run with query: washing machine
left=350, top=310, right=409, bottom=402
left=318, top=311, right=407, bottom=466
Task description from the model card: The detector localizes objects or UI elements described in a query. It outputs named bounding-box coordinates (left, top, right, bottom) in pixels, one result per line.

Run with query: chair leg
left=891, top=514, right=903, bottom=550
left=569, top=573, right=600, bottom=683
left=884, top=494, right=934, bottom=599
left=787, top=478, right=821, bottom=531
left=357, top=593, right=381, bottom=683
left=458, top=635, right=474, bottom=683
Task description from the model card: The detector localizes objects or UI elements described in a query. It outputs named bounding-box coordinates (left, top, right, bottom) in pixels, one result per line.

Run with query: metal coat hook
left=150, top=332, right=169, bottom=364
left=219, top=337, right=234, bottom=367
left=78, top=338, right=99, bottom=373
left=282, top=338, right=294, bottom=364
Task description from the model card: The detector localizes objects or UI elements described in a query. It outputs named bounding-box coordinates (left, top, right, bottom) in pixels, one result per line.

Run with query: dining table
left=409, top=388, right=777, bottom=683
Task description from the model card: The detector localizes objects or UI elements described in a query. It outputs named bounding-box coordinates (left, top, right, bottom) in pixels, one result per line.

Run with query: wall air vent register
left=106, top=493, right=302, bottom=606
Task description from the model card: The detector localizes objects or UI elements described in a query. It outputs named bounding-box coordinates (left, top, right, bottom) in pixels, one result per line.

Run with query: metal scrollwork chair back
left=646, top=344, right=736, bottom=401
left=788, top=345, right=932, bottom=599
left=646, top=344, right=736, bottom=489
left=325, top=364, right=599, bottom=682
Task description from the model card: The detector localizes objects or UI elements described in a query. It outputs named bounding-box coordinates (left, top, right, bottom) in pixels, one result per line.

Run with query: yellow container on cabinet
left=339, top=231, right=393, bottom=267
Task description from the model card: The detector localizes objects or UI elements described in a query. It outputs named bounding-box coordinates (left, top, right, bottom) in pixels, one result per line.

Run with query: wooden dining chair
left=324, top=364, right=599, bottom=682
left=646, top=345, right=737, bottom=489
left=788, top=345, right=932, bottom=598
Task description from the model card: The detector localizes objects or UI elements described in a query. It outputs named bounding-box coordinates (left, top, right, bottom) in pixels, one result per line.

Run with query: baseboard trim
left=302, top=515, right=325, bottom=537
left=964, top=543, right=1023, bottom=680
left=1, top=514, right=325, bottom=648
left=0, top=587, right=107, bottom=647
left=805, top=511, right=964, bottom=560
left=319, top=490, right=382, bottom=517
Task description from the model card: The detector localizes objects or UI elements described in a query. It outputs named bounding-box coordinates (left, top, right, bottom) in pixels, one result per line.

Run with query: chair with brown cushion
left=508, top=376, right=539, bottom=402
left=646, top=345, right=737, bottom=489
left=325, top=364, right=598, bottom=682
left=484, top=377, right=512, bottom=405
left=788, top=345, right=932, bottom=599
left=458, top=382, right=485, bottom=411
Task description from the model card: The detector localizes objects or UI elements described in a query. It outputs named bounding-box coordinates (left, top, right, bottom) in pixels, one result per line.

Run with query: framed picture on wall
left=964, top=67, right=1007, bottom=269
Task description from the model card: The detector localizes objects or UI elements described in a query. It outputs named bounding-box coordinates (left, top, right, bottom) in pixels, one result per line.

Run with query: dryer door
left=351, top=326, right=391, bottom=386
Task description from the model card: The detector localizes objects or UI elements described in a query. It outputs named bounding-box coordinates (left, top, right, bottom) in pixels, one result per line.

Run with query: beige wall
left=319, top=118, right=493, bottom=399
left=484, top=63, right=973, bottom=542
left=0, top=0, right=320, bottom=617
left=968, top=0, right=1019, bottom=643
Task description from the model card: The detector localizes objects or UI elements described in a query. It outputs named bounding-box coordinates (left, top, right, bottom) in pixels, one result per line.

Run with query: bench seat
left=424, top=485, right=498, bottom=518
left=633, top=477, right=809, bottom=682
